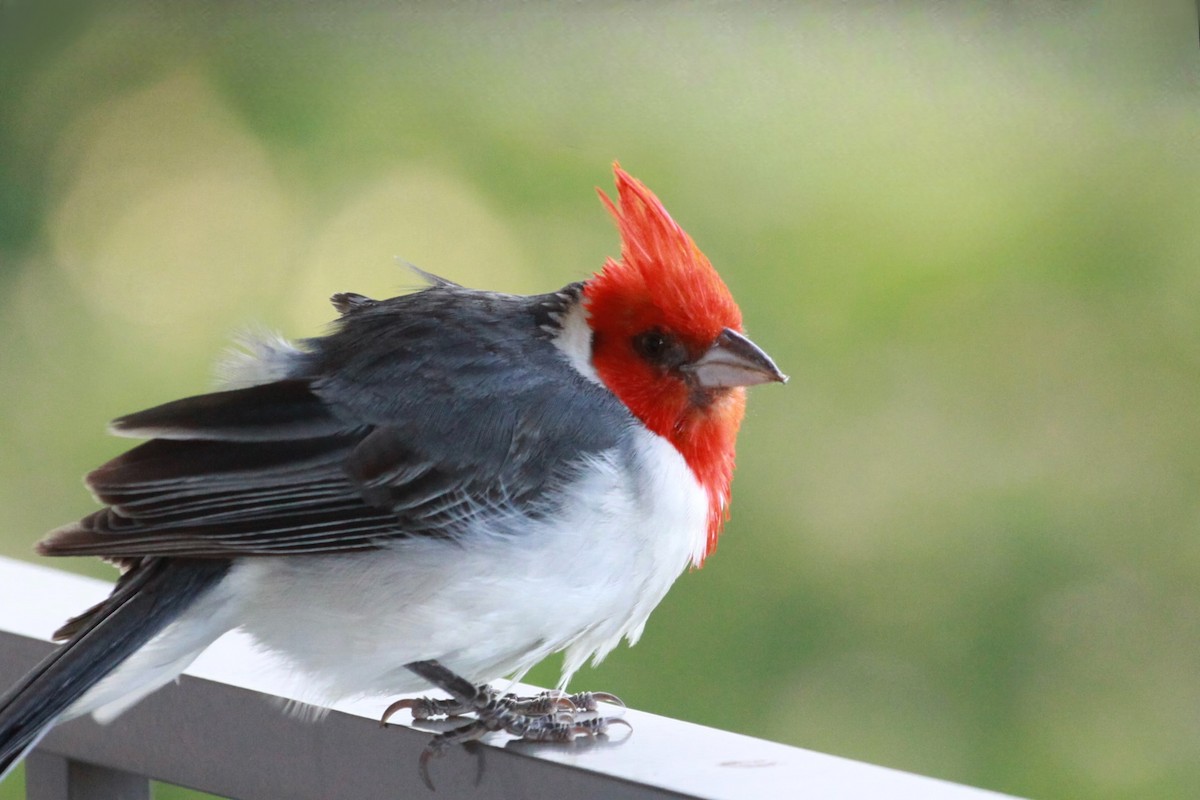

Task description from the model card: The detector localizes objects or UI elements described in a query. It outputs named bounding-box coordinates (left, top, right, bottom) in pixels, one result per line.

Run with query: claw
left=588, top=691, right=625, bottom=708
left=382, top=693, right=482, bottom=725
left=601, top=716, right=633, bottom=735
left=417, top=719, right=493, bottom=790
left=380, top=697, right=419, bottom=726
left=418, top=746, right=438, bottom=792
left=566, top=691, right=625, bottom=713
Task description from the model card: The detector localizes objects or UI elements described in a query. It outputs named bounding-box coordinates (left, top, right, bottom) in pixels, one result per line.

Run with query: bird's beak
left=684, top=328, right=788, bottom=389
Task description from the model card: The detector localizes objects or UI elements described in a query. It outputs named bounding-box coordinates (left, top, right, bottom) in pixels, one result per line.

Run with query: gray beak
left=683, top=328, right=788, bottom=389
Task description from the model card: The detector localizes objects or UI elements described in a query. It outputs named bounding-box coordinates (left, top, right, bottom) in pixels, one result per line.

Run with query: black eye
left=632, top=328, right=686, bottom=368
left=634, top=330, right=667, bottom=357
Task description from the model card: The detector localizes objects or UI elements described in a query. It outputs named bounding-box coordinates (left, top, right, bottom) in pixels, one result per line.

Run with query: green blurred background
left=2, top=2, right=1198, bottom=798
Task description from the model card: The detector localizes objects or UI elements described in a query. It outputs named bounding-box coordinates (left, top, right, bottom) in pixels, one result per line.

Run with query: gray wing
left=40, top=284, right=633, bottom=559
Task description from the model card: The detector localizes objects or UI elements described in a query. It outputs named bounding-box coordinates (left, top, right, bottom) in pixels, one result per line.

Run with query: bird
left=0, top=164, right=786, bottom=782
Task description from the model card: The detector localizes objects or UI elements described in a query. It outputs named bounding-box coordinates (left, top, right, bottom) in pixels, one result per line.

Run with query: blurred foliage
left=2, top=2, right=1199, bottom=798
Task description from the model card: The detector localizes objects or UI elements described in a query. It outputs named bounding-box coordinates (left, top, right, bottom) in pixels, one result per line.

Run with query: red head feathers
left=590, top=166, right=743, bottom=343
left=584, top=165, right=773, bottom=561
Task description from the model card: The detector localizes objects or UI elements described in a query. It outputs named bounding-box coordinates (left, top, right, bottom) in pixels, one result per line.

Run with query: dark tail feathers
left=0, top=558, right=229, bottom=778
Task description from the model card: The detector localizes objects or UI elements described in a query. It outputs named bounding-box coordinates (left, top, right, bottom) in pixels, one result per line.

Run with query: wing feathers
left=38, top=285, right=634, bottom=563
left=109, top=380, right=347, bottom=441
left=40, top=503, right=401, bottom=558
left=87, top=435, right=356, bottom=500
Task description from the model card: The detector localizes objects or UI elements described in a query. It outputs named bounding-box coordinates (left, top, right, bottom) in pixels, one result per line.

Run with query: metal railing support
left=25, top=751, right=150, bottom=800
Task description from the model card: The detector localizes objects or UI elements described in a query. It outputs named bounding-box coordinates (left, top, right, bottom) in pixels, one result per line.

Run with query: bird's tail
left=0, top=558, right=230, bottom=780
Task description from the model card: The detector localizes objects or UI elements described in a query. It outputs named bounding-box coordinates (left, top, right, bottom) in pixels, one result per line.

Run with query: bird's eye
left=634, top=330, right=667, bottom=357
left=632, top=328, right=686, bottom=368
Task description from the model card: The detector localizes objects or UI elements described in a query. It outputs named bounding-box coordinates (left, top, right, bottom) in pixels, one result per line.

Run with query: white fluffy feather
left=216, top=328, right=304, bottom=389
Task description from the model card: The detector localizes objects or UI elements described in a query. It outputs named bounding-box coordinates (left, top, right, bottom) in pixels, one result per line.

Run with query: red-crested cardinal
left=0, top=165, right=785, bottom=780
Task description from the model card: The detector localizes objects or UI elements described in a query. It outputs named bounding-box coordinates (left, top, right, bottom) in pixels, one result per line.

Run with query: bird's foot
left=382, top=660, right=628, bottom=790
left=380, top=686, right=620, bottom=722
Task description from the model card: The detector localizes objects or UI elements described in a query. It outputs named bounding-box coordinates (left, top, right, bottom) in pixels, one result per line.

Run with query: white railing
left=0, top=556, right=1013, bottom=799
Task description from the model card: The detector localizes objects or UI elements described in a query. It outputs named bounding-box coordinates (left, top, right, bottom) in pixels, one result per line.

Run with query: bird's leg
left=381, top=660, right=628, bottom=787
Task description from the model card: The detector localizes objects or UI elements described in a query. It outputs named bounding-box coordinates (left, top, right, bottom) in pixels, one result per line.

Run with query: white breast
left=230, top=426, right=709, bottom=702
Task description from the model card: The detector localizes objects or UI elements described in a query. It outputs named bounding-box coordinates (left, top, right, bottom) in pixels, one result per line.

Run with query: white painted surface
left=0, top=556, right=1018, bottom=799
